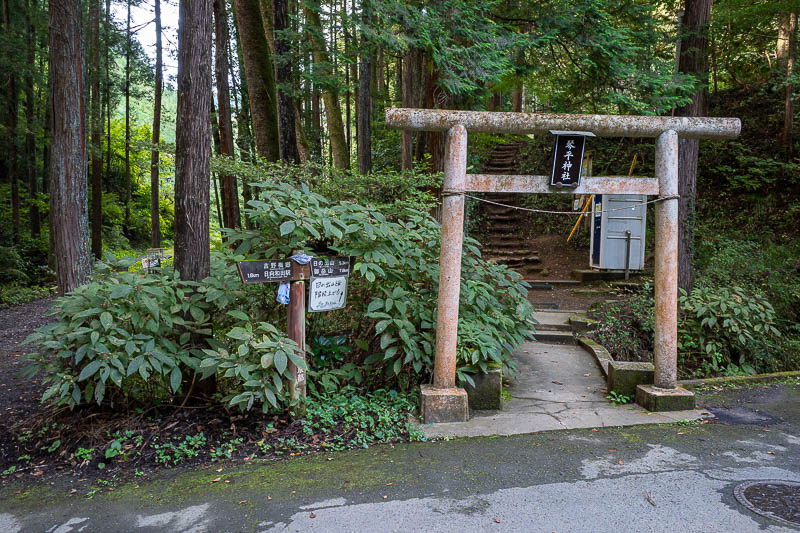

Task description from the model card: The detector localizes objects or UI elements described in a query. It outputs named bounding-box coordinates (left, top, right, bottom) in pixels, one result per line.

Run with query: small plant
left=43, top=439, right=61, bottom=453
left=210, top=438, right=243, bottom=462
left=3, top=465, right=17, bottom=475
left=153, top=433, right=207, bottom=465
left=105, top=440, right=123, bottom=459
left=75, top=447, right=94, bottom=463
left=606, top=391, right=632, bottom=406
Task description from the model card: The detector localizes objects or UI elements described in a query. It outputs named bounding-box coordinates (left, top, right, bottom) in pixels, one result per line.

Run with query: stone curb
left=575, top=336, right=612, bottom=377
left=680, top=371, right=800, bottom=389
left=576, top=336, right=800, bottom=392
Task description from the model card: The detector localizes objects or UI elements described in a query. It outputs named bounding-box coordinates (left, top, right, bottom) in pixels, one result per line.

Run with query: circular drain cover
left=734, top=480, right=800, bottom=526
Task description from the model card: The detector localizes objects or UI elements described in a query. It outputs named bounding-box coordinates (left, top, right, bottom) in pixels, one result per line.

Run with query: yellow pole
left=566, top=194, right=593, bottom=243
left=566, top=153, right=638, bottom=243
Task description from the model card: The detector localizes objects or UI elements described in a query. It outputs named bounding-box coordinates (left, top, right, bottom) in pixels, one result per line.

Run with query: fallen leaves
left=552, top=381, right=563, bottom=385
left=310, top=513, right=316, bottom=519
left=211, top=477, right=222, bottom=483
left=644, top=490, right=656, bottom=507
left=239, top=500, right=247, bottom=505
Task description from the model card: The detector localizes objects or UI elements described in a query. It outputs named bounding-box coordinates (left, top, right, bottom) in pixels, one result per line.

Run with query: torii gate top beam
left=386, top=108, right=741, bottom=140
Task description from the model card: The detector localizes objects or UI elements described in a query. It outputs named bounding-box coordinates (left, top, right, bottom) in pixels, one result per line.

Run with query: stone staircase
left=480, top=142, right=542, bottom=279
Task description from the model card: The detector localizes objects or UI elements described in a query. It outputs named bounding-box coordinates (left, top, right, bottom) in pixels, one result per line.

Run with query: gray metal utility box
left=590, top=194, right=646, bottom=270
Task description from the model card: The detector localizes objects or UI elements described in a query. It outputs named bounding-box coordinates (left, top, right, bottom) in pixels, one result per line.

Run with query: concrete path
left=422, top=312, right=705, bottom=438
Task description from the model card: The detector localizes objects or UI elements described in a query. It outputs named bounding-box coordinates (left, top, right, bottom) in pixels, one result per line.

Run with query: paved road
left=2, top=383, right=800, bottom=532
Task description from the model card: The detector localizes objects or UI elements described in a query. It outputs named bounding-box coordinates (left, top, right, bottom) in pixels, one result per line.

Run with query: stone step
left=517, top=265, right=544, bottom=275
left=571, top=269, right=643, bottom=282
left=482, top=247, right=538, bottom=256
left=486, top=255, right=541, bottom=265
left=488, top=223, right=522, bottom=232
left=536, top=323, right=573, bottom=332
left=533, top=330, right=575, bottom=345
left=486, top=213, right=521, bottom=222
left=524, top=279, right=582, bottom=286
left=482, top=243, right=531, bottom=252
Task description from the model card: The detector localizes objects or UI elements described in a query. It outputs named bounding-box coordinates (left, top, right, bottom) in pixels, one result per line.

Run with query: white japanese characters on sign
left=308, top=276, right=348, bottom=312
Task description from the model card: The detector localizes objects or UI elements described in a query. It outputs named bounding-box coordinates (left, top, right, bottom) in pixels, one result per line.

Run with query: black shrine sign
left=550, top=131, right=591, bottom=188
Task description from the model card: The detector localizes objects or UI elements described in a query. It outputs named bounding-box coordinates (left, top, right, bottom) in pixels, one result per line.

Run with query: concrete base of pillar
left=420, top=385, right=469, bottom=423
left=636, top=384, right=695, bottom=412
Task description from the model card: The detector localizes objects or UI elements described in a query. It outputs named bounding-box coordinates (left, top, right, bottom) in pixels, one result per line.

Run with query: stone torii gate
left=386, top=108, right=741, bottom=424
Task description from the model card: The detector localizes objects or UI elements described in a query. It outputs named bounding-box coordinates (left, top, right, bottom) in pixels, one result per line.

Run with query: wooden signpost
left=237, top=255, right=351, bottom=404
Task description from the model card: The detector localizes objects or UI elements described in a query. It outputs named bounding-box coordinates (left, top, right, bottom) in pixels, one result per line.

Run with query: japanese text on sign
left=238, top=260, right=294, bottom=283
left=550, top=134, right=587, bottom=188
left=310, top=256, right=351, bottom=278
left=308, top=276, right=348, bottom=312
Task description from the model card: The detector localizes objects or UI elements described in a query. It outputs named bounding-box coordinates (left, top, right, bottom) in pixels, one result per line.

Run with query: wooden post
left=287, top=254, right=307, bottom=413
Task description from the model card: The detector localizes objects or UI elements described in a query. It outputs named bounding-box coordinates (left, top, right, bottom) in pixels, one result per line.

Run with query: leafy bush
left=224, top=175, right=535, bottom=389
left=587, top=285, right=655, bottom=363
left=678, top=286, right=781, bottom=377
left=23, top=255, right=302, bottom=412
left=694, top=233, right=800, bottom=327
left=25, top=166, right=535, bottom=413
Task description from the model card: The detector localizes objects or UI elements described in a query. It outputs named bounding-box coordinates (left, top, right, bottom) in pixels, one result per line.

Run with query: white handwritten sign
left=308, top=276, right=348, bottom=312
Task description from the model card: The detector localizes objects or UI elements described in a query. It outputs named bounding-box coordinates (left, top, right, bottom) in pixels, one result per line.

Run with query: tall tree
left=781, top=11, right=797, bottom=149
left=401, top=47, right=413, bottom=170
left=272, top=0, right=299, bottom=162
left=4, top=0, right=20, bottom=242
left=233, top=0, right=280, bottom=160
left=104, top=0, right=111, bottom=189
left=174, top=0, right=212, bottom=282
left=150, top=0, right=163, bottom=247
left=304, top=0, right=349, bottom=169
left=357, top=0, right=372, bottom=174
left=213, top=0, right=241, bottom=229
left=50, top=0, right=90, bottom=293
left=675, top=0, right=711, bottom=293
left=24, top=0, right=40, bottom=238
left=89, top=0, right=103, bottom=258
left=124, top=0, right=132, bottom=229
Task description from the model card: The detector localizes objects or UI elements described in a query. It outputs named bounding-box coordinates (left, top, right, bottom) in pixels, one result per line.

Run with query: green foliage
left=606, top=391, right=631, bottom=406
left=152, top=433, right=207, bottom=465
left=26, top=165, right=533, bottom=413
left=694, top=233, right=800, bottom=327
left=300, top=389, right=425, bottom=450
left=678, top=286, right=781, bottom=377
left=0, top=283, right=52, bottom=309
left=22, top=253, right=302, bottom=413
left=588, top=286, right=654, bottom=363
left=75, top=447, right=94, bottom=463
left=224, top=169, right=535, bottom=389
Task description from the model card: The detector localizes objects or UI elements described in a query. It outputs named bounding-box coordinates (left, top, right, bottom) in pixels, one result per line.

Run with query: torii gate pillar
left=420, top=125, right=470, bottom=423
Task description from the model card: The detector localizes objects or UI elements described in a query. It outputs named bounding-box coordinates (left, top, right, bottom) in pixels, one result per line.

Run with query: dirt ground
left=0, top=299, right=53, bottom=424
left=518, top=233, right=635, bottom=311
